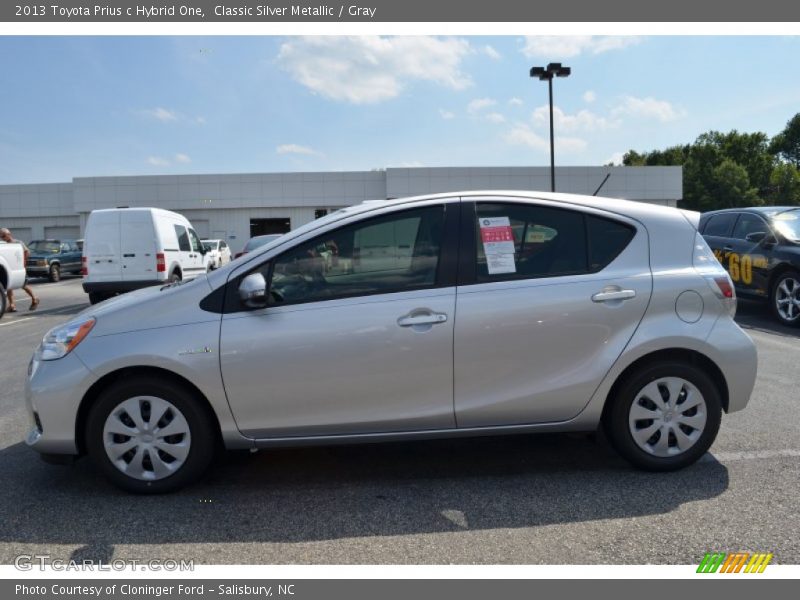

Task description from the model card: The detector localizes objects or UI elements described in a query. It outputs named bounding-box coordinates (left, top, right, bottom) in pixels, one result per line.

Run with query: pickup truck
left=0, top=241, right=27, bottom=318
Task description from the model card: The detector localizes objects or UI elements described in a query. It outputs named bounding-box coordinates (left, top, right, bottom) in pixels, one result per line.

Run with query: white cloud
left=605, top=151, right=626, bottom=166
left=508, top=97, right=524, bottom=106
left=439, top=109, right=455, bottom=120
left=521, top=36, right=642, bottom=59
left=486, top=112, right=506, bottom=124
left=195, top=116, right=207, bottom=125
left=276, top=143, right=321, bottom=156
left=504, top=123, right=587, bottom=154
left=531, top=105, right=616, bottom=132
left=146, top=156, right=170, bottom=167
left=142, top=107, right=178, bottom=122
left=277, top=36, right=473, bottom=104
left=583, top=90, right=596, bottom=103
left=174, top=153, right=191, bottom=164
left=467, top=97, right=497, bottom=113
left=482, top=45, right=501, bottom=60
left=611, top=96, right=685, bottom=122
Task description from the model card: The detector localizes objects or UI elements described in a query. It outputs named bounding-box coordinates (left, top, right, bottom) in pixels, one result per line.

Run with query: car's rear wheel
left=170, top=271, right=182, bottom=284
left=85, top=377, right=217, bottom=493
left=88, top=291, right=109, bottom=305
left=49, top=263, right=61, bottom=282
left=770, top=269, right=800, bottom=326
left=604, top=361, right=722, bottom=471
left=0, top=282, right=6, bottom=319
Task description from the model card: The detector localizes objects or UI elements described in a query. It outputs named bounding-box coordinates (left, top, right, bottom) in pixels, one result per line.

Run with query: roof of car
left=702, top=206, right=800, bottom=219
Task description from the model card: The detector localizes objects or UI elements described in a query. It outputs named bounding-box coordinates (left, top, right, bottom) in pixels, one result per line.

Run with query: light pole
left=530, top=62, right=571, bottom=192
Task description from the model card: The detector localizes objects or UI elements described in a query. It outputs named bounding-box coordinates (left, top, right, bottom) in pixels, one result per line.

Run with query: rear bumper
left=706, top=317, right=758, bottom=413
left=82, top=279, right=161, bottom=294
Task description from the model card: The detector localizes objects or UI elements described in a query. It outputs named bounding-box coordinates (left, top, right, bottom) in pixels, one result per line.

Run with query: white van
left=82, top=208, right=209, bottom=304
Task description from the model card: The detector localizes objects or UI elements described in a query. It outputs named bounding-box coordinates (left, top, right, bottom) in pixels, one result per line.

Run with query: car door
left=220, top=201, right=459, bottom=438
left=453, top=198, right=652, bottom=427
left=173, top=224, right=195, bottom=278
left=187, top=228, right=207, bottom=277
left=701, top=212, right=738, bottom=274
left=64, top=241, right=81, bottom=272
left=724, top=212, right=773, bottom=298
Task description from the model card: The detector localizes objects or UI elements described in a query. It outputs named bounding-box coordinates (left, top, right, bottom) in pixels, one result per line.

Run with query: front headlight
left=39, top=317, right=96, bottom=361
left=38, top=260, right=47, bottom=266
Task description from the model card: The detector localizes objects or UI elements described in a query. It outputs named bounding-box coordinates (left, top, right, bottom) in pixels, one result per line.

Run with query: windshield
left=28, top=241, right=61, bottom=253
left=202, top=241, right=217, bottom=251
left=772, top=210, right=800, bottom=241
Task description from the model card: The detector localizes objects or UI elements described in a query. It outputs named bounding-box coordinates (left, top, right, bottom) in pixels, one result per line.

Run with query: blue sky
left=1, top=35, right=799, bottom=183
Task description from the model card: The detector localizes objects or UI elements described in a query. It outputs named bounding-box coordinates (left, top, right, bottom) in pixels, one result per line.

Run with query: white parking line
left=0, top=317, right=34, bottom=328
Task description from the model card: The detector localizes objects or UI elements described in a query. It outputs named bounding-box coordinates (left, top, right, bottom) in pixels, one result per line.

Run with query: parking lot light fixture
left=530, top=62, right=571, bottom=192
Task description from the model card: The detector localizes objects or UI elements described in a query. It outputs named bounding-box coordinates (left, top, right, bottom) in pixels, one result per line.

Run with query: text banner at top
left=4, top=0, right=800, bottom=22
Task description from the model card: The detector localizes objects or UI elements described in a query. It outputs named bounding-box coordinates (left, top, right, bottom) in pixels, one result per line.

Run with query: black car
left=700, top=206, right=800, bottom=325
left=25, top=239, right=83, bottom=282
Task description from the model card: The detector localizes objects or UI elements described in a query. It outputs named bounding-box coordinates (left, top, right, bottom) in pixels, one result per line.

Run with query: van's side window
left=175, top=225, right=191, bottom=252
left=188, top=229, right=203, bottom=253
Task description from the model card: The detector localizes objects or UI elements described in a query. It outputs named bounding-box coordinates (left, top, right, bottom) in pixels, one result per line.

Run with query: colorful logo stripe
left=697, top=553, right=773, bottom=573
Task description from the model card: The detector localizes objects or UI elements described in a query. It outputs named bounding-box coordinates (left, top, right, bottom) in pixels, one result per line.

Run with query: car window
left=732, top=214, right=770, bottom=240
left=188, top=229, right=203, bottom=253
left=586, top=215, right=636, bottom=271
left=702, top=213, right=737, bottom=237
left=174, top=225, right=190, bottom=252
left=220, top=241, right=228, bottom=250
left=474, top=203, right=588, bottom=282
left=28, top=241, right=61, bottom=254
left=772, top=209, right=800, bottom=241
left=268, top=205, right=445, bottom=305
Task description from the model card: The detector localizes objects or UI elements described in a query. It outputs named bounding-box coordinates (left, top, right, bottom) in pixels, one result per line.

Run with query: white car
left=0, top=240, right=27, bottom=318
left=201, top=239, right=232, bottom=270
left=82, top=207, right=210, bottom=304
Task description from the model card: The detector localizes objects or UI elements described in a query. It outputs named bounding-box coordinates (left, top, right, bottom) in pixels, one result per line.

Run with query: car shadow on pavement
left=735, top=299, right=800, bottom=338
left=0, top=432, right=729, bottom=552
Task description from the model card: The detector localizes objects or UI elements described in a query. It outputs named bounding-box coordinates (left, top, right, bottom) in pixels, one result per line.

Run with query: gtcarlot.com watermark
left=14, top=554, right=194, bottom=571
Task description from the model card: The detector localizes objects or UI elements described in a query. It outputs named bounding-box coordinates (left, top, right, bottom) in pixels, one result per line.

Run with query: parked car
left=82, top=207, right=209, bottom=305
left=700, top=206, right=800, bottom=326
left=0, top=240, right=27, bottom=318
left=25, top=239, right=83, bottom=282
left=201, top=239, right=232, bottom=270
left=233, top=234, right=283, bottom=259
left=25, top=192, right=757, bottom=493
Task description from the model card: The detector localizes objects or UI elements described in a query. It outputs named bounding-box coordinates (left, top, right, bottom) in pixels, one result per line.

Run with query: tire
left=49, top=263, right=61, bottom=282
left=85, top=377, right=217, bottom=493
left=170, top=271, right=182, bottom=284
left=603, top=361, right=722, bottom=471
left=770, top=269, right=800, bottom=326
left=88, top=291, right=108, bottom=305
left=0, top=282, right=6, bottom=319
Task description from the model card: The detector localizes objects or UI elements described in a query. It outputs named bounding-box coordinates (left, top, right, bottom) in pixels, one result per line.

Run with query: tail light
left=234, top=252, right=244, bottom=259
left=80, top=256, right=87, bottom=276
left=693, top=233, right=737, bottom=317
left=156, top=253, right=166, bottom=273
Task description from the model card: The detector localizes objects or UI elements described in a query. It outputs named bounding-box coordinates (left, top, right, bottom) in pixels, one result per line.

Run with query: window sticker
left=479, top=217, right=517, bottom=274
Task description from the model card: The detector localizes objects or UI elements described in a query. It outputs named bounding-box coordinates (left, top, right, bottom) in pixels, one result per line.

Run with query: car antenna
left=593, top=172, right=611, bottom=196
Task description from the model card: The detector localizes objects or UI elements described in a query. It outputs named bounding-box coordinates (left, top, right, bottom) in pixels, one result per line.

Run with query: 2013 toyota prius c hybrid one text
left=24, top=192, right=758, bottom=493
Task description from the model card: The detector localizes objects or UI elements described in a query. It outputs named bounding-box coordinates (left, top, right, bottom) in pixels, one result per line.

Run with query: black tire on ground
left=49, top=263, right=61, bottom=282
left=88, top=291, right=108, bottom=305
left=603, top=360, right=722, bottom=471
left=85, top=376, right=218, bottom=494
left=0, top=282, right=6, bottom=319
left=170, top=271, right=182, bottom=283
left=769, top=268, right=800, bottom=326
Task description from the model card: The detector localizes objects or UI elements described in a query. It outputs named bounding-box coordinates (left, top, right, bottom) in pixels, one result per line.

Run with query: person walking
left=0, top=228, right=39, bottom=312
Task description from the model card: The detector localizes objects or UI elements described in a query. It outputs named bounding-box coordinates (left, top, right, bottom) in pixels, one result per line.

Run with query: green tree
left=707, top=159, right=761, bottom=209
left=766, top=162, right=800, bottom=205
left=770, top=114, right=800, bottom=168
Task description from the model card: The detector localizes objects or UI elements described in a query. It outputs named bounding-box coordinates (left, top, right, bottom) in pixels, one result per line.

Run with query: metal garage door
left=44, top=226, right=80, bottom=240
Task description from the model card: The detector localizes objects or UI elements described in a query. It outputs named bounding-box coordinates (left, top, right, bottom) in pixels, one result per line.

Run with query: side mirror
left=745, top=231, right=767, bottom=244
left=238, top=273, right=268, bottom=308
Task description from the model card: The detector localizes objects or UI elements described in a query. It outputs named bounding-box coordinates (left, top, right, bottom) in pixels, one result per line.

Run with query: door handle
left=592, top=289, right=636, bottom=303
left=397, top=312, right=448, bottom=327
left=723, top=245, right=733, bottom=252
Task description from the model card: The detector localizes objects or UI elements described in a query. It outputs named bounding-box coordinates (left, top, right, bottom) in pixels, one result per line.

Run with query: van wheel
left=770, top=269, right=800, bottom=326
left=49, top=264, right=61, bottom=282
left=0, top=282, right=6, bottom=319
left=603, top=361, right=722, bottom=471
left=88, top=292, right=107, bottom=305
left=170, top=271, right=182, bottom=284
left=85, top=377, right=217, bottom=494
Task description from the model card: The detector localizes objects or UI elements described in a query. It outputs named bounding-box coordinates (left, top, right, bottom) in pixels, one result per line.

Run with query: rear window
left=702, top=213, right=737, bottom=237
left=586, top=215, right=636, bottom=272
left=174, top=225, right=190, bottom=251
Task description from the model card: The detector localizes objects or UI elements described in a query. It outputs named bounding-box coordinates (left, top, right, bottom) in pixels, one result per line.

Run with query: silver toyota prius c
left=24, top=192, right=758, bottom=493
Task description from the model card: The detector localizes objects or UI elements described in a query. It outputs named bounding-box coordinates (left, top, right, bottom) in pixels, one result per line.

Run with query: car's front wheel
left=603, top=361, right=722, bottom=471
left=49, top=263, right=61, bottom=282
left=85, top=377, right=217, bottom=493
left=770, top=269, right=800, bottom=326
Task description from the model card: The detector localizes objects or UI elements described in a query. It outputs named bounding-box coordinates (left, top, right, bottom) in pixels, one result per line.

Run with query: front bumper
left=24, top=351, right=98, bottom=456
left=26, top=266, right=50, bottom=276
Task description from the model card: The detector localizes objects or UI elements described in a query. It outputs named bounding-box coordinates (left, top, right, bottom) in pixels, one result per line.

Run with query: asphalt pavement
left=0, top=278, right=798, bottom=564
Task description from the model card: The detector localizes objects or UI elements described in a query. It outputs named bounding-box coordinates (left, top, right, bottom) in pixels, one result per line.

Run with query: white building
left=0, top=166, right=681, bottom=253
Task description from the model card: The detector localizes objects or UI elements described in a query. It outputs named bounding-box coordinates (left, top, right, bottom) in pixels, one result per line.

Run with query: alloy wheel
left=775, top=276, right=800, bottom=322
